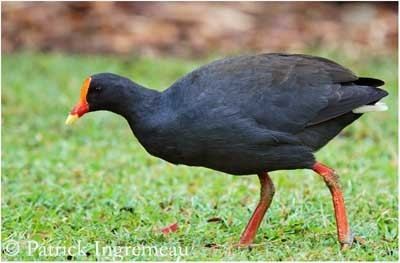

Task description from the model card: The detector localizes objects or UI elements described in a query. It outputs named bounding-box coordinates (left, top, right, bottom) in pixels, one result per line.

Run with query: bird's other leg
left=238, top=171, right=275, bottom=247
left=313, top=162, right=353, bottom=249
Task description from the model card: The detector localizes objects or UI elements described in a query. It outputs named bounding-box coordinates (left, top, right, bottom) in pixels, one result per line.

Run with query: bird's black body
left=69, top=53, right=389, bottom=248
left=86, top=53, right=387, bottom=175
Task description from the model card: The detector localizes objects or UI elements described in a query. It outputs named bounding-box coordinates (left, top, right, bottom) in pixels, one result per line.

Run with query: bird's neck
left=116, top=82, right=161, bottom=131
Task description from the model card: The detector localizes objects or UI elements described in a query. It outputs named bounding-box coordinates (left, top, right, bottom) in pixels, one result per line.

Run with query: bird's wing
left=167, top=53, right=386, bottom=133
left=306, top=83, right=387, bottom=126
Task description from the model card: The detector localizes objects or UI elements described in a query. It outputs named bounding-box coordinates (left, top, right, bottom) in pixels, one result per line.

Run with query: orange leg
left=239, top=172, right=275, bottom=246
left=313, top=162, right=353, bottom=249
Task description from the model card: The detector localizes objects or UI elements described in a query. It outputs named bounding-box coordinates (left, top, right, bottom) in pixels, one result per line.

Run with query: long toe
left=234, top=242, right=255, bottom=249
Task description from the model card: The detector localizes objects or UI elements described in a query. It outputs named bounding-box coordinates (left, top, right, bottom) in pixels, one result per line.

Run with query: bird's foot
left=233, top=241, right=266, bottom=250
left=340, top=230, right=354, bottom=250
left=233, top=242, right=253, bottom=249
left=340, top=231, right=365, bottom=250
left=340, top=242, right=352, bottom=251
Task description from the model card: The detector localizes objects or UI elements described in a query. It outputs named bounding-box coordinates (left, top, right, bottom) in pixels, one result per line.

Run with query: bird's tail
left=352, top=101, right=388, bottom=113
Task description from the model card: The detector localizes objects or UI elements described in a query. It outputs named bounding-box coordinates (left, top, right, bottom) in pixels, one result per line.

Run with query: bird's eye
left=94, top=86, right=102, bottom=92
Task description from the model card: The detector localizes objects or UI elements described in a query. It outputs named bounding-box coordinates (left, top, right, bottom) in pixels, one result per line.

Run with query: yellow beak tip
left=65, top=114, right=79, bottom=125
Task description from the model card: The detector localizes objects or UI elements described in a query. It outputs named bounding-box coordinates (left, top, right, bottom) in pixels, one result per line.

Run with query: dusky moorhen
left=66, top=53, right=388, bottom=249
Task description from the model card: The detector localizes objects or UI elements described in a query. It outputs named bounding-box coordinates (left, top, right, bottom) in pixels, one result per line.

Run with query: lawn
left=1, top=51, right=398, bottom=260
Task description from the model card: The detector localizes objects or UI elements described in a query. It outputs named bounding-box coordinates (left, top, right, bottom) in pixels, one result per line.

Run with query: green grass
left=2, top=51, right=398, bottom=260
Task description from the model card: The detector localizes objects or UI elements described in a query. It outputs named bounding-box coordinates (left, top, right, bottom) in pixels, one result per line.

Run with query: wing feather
left=307, top=85, right=388, bottom=126
left=167, top=53, right=387, bottom=134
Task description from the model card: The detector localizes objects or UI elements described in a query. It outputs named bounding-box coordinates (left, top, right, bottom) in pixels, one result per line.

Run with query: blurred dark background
left=2, top=1, right=397, bottom=57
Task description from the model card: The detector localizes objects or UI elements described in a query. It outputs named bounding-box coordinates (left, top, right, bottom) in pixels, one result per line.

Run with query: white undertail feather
left=352, top=102, right=388, bottom=114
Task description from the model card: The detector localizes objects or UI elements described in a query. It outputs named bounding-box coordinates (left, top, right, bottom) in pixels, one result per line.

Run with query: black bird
left=66, top=53, right=388, bottom=249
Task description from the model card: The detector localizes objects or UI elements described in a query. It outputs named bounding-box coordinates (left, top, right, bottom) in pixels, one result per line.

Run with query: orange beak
left=65, top=77, right=91, bottom=125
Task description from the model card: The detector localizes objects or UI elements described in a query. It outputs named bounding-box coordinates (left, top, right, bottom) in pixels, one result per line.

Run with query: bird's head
left=65, top=73, right=133, bottom=125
